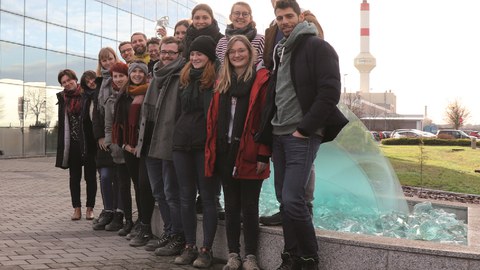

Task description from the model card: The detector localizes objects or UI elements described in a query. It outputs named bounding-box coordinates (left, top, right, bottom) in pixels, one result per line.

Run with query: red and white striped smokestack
left=354, top=0, right=376, bottom=93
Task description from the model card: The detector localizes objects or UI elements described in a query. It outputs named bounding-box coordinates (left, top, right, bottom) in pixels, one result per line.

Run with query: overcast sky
left=199, top=0, right=480, bottom=125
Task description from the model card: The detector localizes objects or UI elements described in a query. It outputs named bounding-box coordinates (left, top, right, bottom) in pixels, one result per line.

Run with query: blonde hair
left=96, top=47, right=120, bottom=76
left=215, top=35, right=256, bottom=94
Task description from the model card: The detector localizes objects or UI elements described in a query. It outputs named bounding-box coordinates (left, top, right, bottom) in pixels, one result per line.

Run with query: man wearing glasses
left=119, top=41, right=134, bottom=64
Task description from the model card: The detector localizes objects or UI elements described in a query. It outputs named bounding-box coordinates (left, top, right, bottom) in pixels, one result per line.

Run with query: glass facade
left=0, top=0, right=227, bottom=158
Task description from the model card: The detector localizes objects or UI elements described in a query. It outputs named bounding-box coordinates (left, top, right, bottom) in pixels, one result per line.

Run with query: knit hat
left=189, top=35, right=217, bottom=62
left=128, top=61, right=148, bottom=76
left=109, top=62, right=128, bottom=76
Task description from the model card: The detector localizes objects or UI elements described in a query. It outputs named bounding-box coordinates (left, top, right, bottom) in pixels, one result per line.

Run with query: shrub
left=381, top=138, right=478, bottom=146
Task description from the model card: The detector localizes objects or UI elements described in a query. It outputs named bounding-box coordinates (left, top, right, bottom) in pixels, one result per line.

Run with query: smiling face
left=60, top=75, right=78, bottom=91
left=131, top=34, right=147, bottom=55
left=190, top=51, right=209, bottom=69
left=160, top=43, right=180, bottom=66
left=100, top=52, right=116, bottom=70
left=119, top=43, right=134, bottom=63
left=174, top=25, right=188, bottom=41
left=86, top=77, right=96, bottom=89
left=147, top=43, right=160, bottom=61
left=192, top=9, right=213, bottom=30
left=228, top=40, right=250, bottom=75
left=230, top=4, right=252, bottom=30
left=112, top=71, right=128, bottom=90
left=129, top=68, right=146, bottom=85
left=275, top=7, right=303, bottom=37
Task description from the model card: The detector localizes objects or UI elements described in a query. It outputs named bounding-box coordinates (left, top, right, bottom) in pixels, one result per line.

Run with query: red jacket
left=205, top=68, right=271, bottom=180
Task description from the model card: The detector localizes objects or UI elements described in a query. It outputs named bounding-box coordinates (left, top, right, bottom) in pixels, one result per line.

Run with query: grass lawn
left=379, top=145, right=480, bottom=195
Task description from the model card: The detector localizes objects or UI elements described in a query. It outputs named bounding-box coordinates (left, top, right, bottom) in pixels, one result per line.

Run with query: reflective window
left=188, top=0, right=197, bottom=9
left=47, top=0, right=67, bottom=26
left=23, top=84, right=47, bottom=127
left=132, top=15, right=144, bottom=34
left=145, top=0, right=156, bottom=21
left=24, top=47, right=47, bottom=83
left=145, top=19, right=156, bottom=39
left=102, top=38, right=117, bottom=51
left=67, top=29, right=85, bottom=56
left=157, top=0, right=167, bottom=18
left=167, top=4, right=178, bottom=26
left=0, top=42, right=24, bottom=81
left=1, top=0, right=24, bottom=15
left=85, top=0, right=101, bottom=34
left=26, top=0, right=47, bottom=21
left=46, top=51, right=66, bottom=86
left=132, top=0, right=145, bottom=17
left=67, top=55, right=85, bottom=76
left=47, top=24, right=66, bottom=52
left=25, top=18, right=46, bottom=49
left=178, top=6, right=189, bottom=21
left=101, top=0, right=117, bottom=6
left=118, top=0, right=132, bottom=12
left=85, top=34, right=102, bottom=59
left=0, top=12, right=24, bottom=44
left=85, top=58, right=98, bottom=73
left=117, top=9, right=132, bottom=42
left=0, top=81, right=23, bottom=127
left=102, top=4, right=117, bottom=39
left=68, top=0, right=85, bottom=31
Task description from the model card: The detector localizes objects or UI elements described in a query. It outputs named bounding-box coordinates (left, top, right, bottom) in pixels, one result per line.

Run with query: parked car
left=391, top=129, right=436, bottom=139
left=436, top=129, right=473, bottom=139
left=380, top=131, right=392, bottom=139
left=370, top=131, right=381, bottom=141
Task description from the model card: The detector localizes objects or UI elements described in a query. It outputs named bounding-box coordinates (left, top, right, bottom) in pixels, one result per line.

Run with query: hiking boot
left=145, top=232, right=171, bottom=251
left=129, top=223, right=152, bottom=247
left=223, top=253, right=242, bottom=270
left=154, top=234, right=186, bottom=256
left=174, top=245, right=198, bottom=265
left=105, top=211, right=124, bottom=231
left=242, top=254, right=260, bottom=270
left=193, top=247, right=213, bottom=268
left=92, top=210, right=113, bottom=230
left=125, top=219, right=141, bottom=240
left=276, top=252, right=299, bottom=270
left=298, top=257, right=319, bottom=270
left=118, top=218, right=133, bottom=236
left=259, top=212, right=282, bottom=226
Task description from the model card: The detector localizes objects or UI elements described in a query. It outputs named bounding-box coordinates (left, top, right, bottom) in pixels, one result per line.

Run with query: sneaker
left=242, top=254, right=260, bottom=270
left=259, top=212, right=282, bottom=226
left=92, top=210, right=114, bottom=230
left=223, top=253, right=242, bottom=270
left=129, top=223, right=152, bottom=247
left=145, top=232, right=171, bottom=251
left=154, top=234, right=186, bottom=256
left=125, top=219, right=141, bottom=240
left=118, top=219, right=133, bottom=236
left=276, top=252, right=298, bottom=270
left=193, top=247, right=213, bottom=268
left=105, top=211, right=124, bottom=231
left=174, top=245, right=198, bottom=265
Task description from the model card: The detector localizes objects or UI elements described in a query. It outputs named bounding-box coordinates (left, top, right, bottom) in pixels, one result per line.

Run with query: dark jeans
left=123, top=151, right=142, bottom=221
left=173, top=150, right=218, bottom=248
left=223, top=176, right=263, bottom=255
left=68, top=140, right=97, bottom=208
left=146, top=157, right=183, bottom=235
left=98, top=167, right=114, bottom=211
left=272, top=134, right=322, bottom=259
left=116, top=163, right=131, bottom=218
left=138, top=156, right=154, bottom=225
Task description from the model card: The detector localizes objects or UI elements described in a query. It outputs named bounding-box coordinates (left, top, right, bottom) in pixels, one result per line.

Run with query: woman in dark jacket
left=56, top=69, right=97, bottom=221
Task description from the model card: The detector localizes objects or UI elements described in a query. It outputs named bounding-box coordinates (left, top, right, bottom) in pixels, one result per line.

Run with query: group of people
left=55, top=1, right=347, bottom=270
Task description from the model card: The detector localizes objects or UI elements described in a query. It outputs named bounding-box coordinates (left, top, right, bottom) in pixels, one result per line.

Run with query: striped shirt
left=215, top=34, right=265, bottom=67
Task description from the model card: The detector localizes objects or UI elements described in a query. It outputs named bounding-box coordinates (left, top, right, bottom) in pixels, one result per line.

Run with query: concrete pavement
left=0, top=157, right=221, bottom=270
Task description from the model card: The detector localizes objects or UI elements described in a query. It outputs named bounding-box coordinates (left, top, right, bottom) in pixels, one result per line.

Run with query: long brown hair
left=180, top=60, right=216, bottom=91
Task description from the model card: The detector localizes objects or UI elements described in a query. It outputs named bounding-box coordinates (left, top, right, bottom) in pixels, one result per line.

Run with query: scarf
left=184, top=20, right=223, bottom=55
left=216, top=72, right=255, bottom=166
left=64, top=85, right=82, bottom=116
left=224, top=23, right=257, bottom=41
left=180, top=68, right=205, bottom=113
left=112, top=83, right=148, bottom=146
left=98, top=68, right=112, bottom=107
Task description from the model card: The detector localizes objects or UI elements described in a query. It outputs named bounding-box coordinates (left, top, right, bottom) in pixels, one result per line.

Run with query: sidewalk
left=0, top=157, right=221, bottom=270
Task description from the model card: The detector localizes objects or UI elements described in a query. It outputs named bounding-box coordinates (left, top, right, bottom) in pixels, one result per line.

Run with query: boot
left=92, top=210, right=114, bottom=230
left=259, top=212, right=282, bottom=226
left=125, top=219, right=141, bottom=240
left=105, top=211, right=124, bottom=231
left=276, top=252, right=300, bottom=270
left=298, top=257, right=319, bottom=270
left=118, top=218, right=133, bottom=236
left=129, top=223, right=152, bottom=247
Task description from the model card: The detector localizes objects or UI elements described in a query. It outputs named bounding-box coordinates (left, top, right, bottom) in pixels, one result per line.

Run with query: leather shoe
left=71, top=207, right=81, bottom=220
left=86, top=207, right=94, bottom=220
left=259, top=212, right=282, bottom=226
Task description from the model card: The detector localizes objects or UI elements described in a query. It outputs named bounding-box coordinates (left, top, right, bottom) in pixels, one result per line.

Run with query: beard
left=134, top=45, right=146, bottom=55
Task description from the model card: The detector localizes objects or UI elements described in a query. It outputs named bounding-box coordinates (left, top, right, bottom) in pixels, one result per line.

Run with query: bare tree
left=444, top=99, right=470, bottom=129
left=24, top=87, right=48, bottom=127
left=341, top=92, right=364, bottom=118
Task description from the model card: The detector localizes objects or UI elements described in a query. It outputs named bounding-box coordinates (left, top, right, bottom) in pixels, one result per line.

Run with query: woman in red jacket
left=205, top=35, right=271, bottom=270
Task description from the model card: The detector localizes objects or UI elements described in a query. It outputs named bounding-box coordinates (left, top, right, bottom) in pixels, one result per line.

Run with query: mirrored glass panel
left=145, top=0, right=156, bottom=21
left=85, top=0, right=102, bottom=34
left=85, top=58, right=98, bottom=73
left=132, top=0, right=145, bottom=17
left=117, top=9, right=132, bottom=42
left=1, top=0, right=24, bottom=15
left=26, top=0, right=47, bottom=21
left=47, top=0, right=67, bottom=26
left=0, top=41, right=24, bottom=81
left=46, top=51, right=66, bottom=86
left=0, top=81, right=23, bottom=127
left=157, top=0, right=167, bottom=19
left=102, top=4, right=117, bottom=39
left=67, top=29, right=85, bottom=56
left=131, top=15, right=144, bottom=34
left=101, top=38, right=117, bottom=51
left=25, top=18, right=46, bottom=49
left=0, top=12, right=24, bottom=44
left=118, top=0, right=132, bottom=12
left=188, top=0, right=197, bottom=9
left=68, top=0, right=85, bottom=31
left=85, top=34, right=102, bottom=59
left=67, top=55, right=85, bottom=76
left=178, top=5, right=189, bottom=21
left=167, top=4, right=178, bottom=26
left=23, top=83, right=47, bottom=127
left=24, top=47, right=47, bottom=83
left=47, top=24, right=66, bottom=52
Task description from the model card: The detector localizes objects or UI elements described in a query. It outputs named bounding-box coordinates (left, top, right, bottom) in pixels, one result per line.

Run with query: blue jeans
left=98, top=167, right=114, bottom=211
left=272, top=134, right=322, bottom=259
left=173, top=150, right=218, bottom=248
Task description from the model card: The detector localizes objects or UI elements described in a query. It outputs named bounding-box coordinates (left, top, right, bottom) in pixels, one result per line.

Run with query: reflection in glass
left=26, top=0, right=47, bottom=21
left=25, top=18, right=46, bottom=49
left=157, top=0, right=168, bottom=20
left=24, top=47, right=47, bottom=83
left=0, top=42, right=24, bottom=81
left=67, top=55, right=85, bottom=79
left=23, top=84, right=47, bottom=127
left=118, top=0, right=132, bottom=12
left=132, top=15, right=144, bottom=34
left=1, top=0, right=25, bottom=15
left=67, top=29, right=85, bottom=56
left=0, top=12, right=24, bottom=44
left=132, top=0, right=145, bottom=17
left=85, top=59, right=98, bottom=74
left=0, top=81, right=23, bottom=127
left=188, top=0, right=197, bottom=8
left=46, top=51, right=66, bottom=86
left=178, top=6, right=189, bottom=22
left=85, top=34, right=102, bottom=59
left=145, top=0, right=156, bottom=21
left=102, top=38, right=117, bottom=51
left=102, top=4, right=117, bottom=40
left=47, top=24, right=66, bottom=52
left=86, top=0, right=102, bottom=34
left=47, top=0, right=67, bottom=26
left=167, top=4, right=178, bottom=26
left=67, top=0, right=85, bottom=31
left=117, top=10, right=132, bottom=42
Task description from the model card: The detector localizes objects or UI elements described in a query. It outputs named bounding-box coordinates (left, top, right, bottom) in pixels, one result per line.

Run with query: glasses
left=232, top=11, right=250, bottom=18
left=228, top=48, right=248, bottom=55
left=160, top=50, right=179, bottom=56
